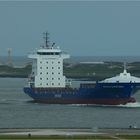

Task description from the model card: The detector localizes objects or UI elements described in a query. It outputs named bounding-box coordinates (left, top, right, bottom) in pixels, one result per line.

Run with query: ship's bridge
left=27, top=32, right=70, bottom=88
left=29, top=47, right=69, bottom=59
left=37, top=48, right=61, bottom=55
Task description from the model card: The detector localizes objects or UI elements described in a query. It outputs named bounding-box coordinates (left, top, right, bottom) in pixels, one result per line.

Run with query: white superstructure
left=28, top=32, right=70, bottom=88
left=101, top=69, right=140, bottom=83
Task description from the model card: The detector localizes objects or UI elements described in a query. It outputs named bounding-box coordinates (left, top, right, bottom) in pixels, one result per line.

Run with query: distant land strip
left=0, top=62, right=140, bottom=80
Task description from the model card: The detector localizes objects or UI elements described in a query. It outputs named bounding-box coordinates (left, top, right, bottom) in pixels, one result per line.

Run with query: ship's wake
left=117, top=102, right=140, bottom=108
left=71, top=102, right=140, bottom=108
left=0, top=99, right=30, bottom=105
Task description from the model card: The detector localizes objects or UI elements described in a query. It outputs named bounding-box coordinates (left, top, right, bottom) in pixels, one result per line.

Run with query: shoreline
left=1, top=128, right=140, bottom=140
left=1, top=61, right=140, bottom=80
left=0, top=75, right=27, bottom=78
left=1, top=128, right=140, bottom=135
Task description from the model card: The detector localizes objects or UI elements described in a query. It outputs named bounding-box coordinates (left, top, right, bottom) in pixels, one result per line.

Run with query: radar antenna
left=43, top=32, right=49, bottom=48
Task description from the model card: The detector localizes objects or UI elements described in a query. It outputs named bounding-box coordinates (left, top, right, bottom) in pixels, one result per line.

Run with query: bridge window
left=37, top=52, right=60, bottom=55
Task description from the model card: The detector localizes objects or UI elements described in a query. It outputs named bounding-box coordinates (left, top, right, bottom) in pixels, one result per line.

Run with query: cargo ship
left=24, top=32, right=140, bottom=105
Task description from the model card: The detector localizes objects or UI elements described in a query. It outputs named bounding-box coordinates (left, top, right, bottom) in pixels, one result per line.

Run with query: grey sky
left=0, top=1, right=140, bottom=56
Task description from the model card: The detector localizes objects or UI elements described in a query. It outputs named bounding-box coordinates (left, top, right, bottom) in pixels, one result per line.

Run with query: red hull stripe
left=34, top=98, right=136, bottom=105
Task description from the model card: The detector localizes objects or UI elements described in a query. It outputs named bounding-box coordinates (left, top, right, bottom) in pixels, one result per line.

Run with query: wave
left=70, top=102, right=140, bottom=108
left=0, top=99, right=30, bottom=104
left=118, top=102, right=140, bottom=108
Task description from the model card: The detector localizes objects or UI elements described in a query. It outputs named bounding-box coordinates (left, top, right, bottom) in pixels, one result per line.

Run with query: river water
left=0, top=78, right=140, bottom=129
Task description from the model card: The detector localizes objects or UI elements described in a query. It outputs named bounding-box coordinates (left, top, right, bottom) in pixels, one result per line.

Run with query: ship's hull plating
left=24, top=82, right=140, bottom=105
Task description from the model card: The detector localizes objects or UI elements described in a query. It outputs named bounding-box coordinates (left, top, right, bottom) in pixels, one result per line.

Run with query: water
left=0, top=78, right=140, bottom=129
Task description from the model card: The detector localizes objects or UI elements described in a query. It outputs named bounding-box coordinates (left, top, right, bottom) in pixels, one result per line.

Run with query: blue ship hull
left=24, top=82, right=140, bottom=105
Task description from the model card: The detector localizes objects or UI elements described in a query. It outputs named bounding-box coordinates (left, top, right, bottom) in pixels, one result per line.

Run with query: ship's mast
left=123, top=62, right=127, bottom=73
left=123, top=62, right=127, bottom=70
left=43, top=32, right=49, bottom=48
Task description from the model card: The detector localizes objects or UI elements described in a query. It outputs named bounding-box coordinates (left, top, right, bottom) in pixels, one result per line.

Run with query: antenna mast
left=43, top=32, right=49, bottom=48
left=124, top=62, right=127, bottom=70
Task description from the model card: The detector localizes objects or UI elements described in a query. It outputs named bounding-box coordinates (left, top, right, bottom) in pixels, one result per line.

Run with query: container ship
left=24, top=32, right=140, bottom=105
